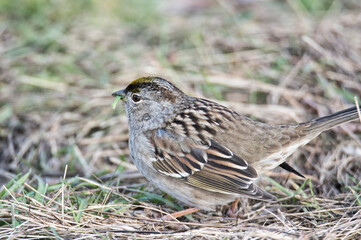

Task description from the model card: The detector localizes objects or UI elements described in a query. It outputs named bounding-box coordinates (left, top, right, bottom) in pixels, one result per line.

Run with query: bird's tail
left=302, top=105, right=360, bottom=133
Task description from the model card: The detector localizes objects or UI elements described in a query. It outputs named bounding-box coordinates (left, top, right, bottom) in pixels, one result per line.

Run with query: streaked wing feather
left=152, top=129, right=207, bottom=178
left=150, top=128, right=275, bottom=200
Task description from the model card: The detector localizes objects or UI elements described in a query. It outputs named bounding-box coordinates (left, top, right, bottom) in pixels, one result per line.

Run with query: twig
left=355, top=96, right=361, bottom=123
left=62, top=164, right=68, bottom=223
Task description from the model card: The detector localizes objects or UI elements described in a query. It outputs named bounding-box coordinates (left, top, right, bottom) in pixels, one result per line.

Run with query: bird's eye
left=131, top=93, right=142, bottom=103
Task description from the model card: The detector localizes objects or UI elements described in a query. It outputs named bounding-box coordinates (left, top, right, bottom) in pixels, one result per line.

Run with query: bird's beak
left=112, top=89, right=126, bottom=100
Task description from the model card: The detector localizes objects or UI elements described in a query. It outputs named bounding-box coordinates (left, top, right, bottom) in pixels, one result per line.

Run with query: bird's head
left=112, top=76, right=187, bottom=131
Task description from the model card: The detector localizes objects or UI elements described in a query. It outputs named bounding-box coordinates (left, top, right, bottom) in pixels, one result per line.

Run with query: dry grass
left=0, top=0, right=361, bottom=239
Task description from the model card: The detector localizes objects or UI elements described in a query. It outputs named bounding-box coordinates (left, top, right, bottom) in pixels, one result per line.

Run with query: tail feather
left=303, top=105, right=360, bottom=133
left=279, top=162, right=305, bottom=178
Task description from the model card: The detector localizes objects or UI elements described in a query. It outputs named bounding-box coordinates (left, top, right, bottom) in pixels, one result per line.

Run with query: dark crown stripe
left=125, top=81, right=153, bottom=93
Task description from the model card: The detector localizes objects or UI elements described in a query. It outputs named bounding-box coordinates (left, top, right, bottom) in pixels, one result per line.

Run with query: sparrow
left=112, top=76, right=360, bottom=210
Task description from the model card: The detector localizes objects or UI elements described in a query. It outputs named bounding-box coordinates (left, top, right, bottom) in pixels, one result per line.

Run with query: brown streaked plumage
left=112, top=76, right=360, bottom=210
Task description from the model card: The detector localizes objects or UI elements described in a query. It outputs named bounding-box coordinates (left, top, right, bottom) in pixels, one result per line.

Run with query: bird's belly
left=138, top=160, right=238, bottom=210
left=128, top=134, right=237, bottom=210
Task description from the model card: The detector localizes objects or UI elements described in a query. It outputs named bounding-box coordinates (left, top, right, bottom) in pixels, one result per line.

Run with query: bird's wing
left=149, top=128, right=275, bottom=200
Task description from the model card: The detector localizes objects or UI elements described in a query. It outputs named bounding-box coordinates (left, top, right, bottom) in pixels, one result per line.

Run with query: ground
left=0, top=0, right=361, bottom=239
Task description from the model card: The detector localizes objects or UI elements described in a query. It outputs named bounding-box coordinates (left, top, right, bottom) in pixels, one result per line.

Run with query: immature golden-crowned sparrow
left=112, top=76, right=360, bottom=211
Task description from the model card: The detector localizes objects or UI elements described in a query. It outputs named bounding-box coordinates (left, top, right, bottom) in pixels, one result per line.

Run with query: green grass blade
left=264, top=176, right=292, bottom=197
left=75, top=198, right=88, bottom=223
left=0, top=169, right=32, bottom=199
